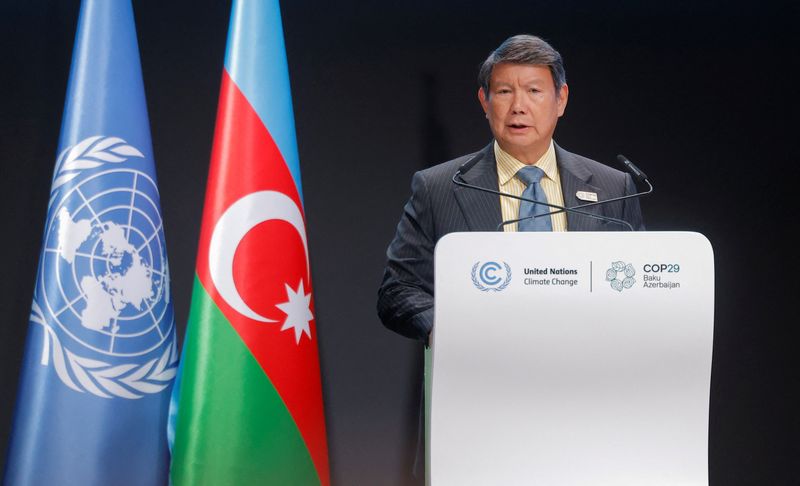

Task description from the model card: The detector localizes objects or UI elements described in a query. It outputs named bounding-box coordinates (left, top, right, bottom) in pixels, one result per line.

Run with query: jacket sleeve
left=377, top=170, right=436, bottom=343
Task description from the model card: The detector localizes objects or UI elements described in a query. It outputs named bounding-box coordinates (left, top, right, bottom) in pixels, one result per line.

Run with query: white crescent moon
left=208, top=191, right=309, bottom=322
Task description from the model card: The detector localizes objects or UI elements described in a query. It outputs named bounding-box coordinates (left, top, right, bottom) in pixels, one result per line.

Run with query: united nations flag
left=4, top=2, right=176, bottom=485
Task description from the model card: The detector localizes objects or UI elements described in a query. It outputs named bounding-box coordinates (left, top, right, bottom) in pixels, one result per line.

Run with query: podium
left=426, top=232, right=714, bottom=486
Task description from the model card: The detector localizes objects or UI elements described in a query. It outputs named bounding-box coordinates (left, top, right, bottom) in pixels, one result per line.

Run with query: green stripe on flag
left=171, top=276, right=320, bottom=486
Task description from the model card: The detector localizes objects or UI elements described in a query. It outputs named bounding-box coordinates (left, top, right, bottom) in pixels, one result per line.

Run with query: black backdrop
left=1, top=1, right=797, bottom=485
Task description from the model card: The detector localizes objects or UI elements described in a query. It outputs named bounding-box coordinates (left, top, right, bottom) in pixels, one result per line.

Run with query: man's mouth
left=508, top=123, right=529, bottom=129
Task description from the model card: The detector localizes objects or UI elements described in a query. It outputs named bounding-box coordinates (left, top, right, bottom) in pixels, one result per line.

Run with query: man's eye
left=530, top=88, right=540, bottom=93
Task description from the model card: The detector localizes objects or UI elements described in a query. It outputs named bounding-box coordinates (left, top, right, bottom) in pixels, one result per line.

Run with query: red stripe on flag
left=195, top=70, right=330, bottom=486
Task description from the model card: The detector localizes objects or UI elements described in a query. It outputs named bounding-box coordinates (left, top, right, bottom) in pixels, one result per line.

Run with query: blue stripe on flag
left=223, top=0, right=304, bottom=203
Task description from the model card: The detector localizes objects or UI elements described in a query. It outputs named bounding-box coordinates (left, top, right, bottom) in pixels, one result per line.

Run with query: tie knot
left=516, top=165, right=545, bottom=185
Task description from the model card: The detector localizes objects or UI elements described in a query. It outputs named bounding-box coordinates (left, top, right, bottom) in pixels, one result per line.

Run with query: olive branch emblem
left=49, top=135, right=144, bottom=207
left=30, top=301, right=177, bottom=399
left=471, top=261, right=512, bottom=291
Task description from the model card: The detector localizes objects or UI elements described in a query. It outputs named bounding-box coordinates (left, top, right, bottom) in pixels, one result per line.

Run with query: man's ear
left=557, top=83, right=569, bottom=117
left=478, top=87, right=489, bottom=114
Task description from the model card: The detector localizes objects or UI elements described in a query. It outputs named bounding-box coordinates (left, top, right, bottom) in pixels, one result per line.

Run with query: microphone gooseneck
left=452, top=152, right=653, bottom=232
left=452, top=163, right=634, bottom=231
left=511, top=154, right=654, bottom=228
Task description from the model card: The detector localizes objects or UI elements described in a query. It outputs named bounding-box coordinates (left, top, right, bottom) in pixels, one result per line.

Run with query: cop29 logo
left=471, top=261, right=512, bottom=291
left=606, top=260, right=636, bottom=292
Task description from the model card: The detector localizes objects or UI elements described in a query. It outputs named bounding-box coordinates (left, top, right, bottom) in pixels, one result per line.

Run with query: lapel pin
left=576, top=191, right=598, bottom=202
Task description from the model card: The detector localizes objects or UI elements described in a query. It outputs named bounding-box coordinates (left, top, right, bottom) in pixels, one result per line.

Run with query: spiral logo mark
left=606, top=260, right=636, bottom=292
left=471, top=261, right=512, bottom=292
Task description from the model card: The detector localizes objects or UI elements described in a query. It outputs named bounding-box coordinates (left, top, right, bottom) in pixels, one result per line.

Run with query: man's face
left=478, top=63, right=568, bottom=163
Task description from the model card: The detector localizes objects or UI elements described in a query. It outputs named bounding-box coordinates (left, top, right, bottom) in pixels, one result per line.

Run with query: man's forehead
left=491, top=63, right=552, bottom=83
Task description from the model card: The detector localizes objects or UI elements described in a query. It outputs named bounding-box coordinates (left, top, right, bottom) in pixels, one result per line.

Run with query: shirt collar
left=495, top=140, right=558, bottom=186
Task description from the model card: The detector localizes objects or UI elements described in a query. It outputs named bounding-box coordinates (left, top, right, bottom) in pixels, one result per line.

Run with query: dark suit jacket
left=377, top=142, right=645, bottom=342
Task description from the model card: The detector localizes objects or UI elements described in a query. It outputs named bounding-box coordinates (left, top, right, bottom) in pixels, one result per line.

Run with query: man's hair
left=478, top=34, right=566, bottom=96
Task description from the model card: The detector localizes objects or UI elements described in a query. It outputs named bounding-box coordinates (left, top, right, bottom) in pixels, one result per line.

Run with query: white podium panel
left=428, top=232, right=714, bottom=486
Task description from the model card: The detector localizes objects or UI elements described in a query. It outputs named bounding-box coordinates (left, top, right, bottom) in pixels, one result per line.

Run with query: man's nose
left=511, top=91, right=526, bottom=113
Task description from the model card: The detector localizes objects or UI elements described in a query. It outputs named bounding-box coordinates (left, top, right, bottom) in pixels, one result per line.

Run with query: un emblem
left=471, top=261, right=512, bottom=291
left=30, top=135, right=177, bottom=399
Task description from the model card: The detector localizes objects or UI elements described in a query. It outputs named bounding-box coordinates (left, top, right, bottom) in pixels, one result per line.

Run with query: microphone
left=508, top=154, right=653, bottom=229
left=455, top=152, right=485, bottom=177
left=617, top=154, right=648, bottom=183
left=452, top=156, right=634, bottom=231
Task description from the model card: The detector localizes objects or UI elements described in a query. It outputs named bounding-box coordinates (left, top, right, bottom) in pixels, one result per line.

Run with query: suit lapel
left=453, top=144, right=503, bottom=231
left=452, top=142, right=609, bottom=232
left=555, top=144, right=607, bottom=231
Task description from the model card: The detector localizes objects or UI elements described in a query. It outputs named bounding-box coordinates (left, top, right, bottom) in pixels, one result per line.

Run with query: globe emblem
left=39, top=168, right=173, bottom=358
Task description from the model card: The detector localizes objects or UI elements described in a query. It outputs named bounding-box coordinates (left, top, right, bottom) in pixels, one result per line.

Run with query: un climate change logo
left=30, top=136, right=177, bottom=399
left=471, top=261, right=512, bottom=291
left=606, top=260, right=636, bottom=292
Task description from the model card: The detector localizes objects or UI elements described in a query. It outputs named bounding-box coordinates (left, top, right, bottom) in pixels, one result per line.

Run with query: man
left=378, top=34, right=644, bottom=343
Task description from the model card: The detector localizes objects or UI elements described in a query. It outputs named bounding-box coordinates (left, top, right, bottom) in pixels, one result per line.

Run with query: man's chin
left=496, top=138, right=550, bottom=163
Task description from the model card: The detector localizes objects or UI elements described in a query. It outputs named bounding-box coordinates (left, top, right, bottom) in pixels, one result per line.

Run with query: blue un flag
left=4, top=1, right=176, bottom=485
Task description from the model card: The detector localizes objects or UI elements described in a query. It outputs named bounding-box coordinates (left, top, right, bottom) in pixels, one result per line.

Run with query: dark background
left=1, top=0, right=798, bottom=484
